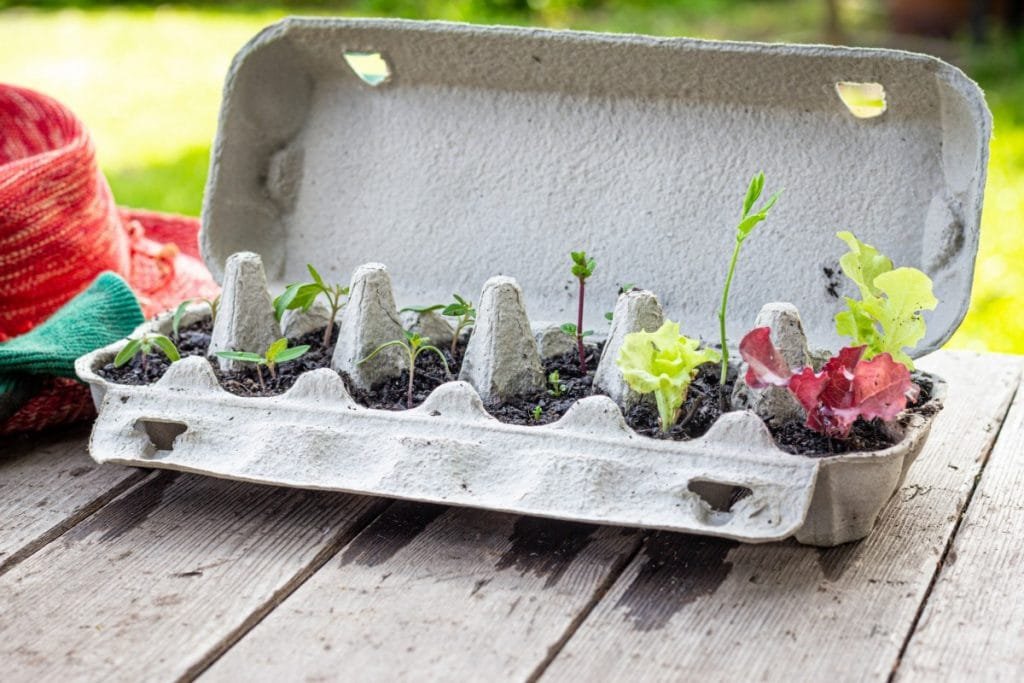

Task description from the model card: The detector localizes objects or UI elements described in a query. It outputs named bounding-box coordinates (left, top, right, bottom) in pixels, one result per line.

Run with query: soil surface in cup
left=98, top=319, right=337, bottom=396
left=97, top=320, right=938, bottom=456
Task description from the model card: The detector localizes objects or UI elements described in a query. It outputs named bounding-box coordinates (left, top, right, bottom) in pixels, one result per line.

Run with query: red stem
left=577, top=278, right=587, bottom=374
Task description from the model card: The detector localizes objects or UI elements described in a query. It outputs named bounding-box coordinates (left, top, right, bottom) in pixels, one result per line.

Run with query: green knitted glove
left=0, top=272, right=144, bottom=420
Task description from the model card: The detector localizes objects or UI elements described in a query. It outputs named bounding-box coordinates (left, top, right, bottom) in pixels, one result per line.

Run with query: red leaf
left=787, top=366, right=833, bottom=434
left=738, top=327, right=792, bottom=389
left=849, top=352, right=919, bottom=423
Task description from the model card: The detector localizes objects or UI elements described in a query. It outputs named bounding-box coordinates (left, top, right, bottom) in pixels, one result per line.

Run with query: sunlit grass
left=0, top=4, right=1020, bottom=353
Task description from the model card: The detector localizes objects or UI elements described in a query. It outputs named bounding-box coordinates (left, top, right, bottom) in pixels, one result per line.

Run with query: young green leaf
left=400, top=304, right=446, bottom=314
left=307, top=263, right=326, bottom=289
left=150, top=334, right=181, bottom=363
left=833, top=233, right=937, bottom=369
left=114, top=339, right=143, bottom=367
left=172, top=301, right=189, bottom=338
left=836, top=230, right=893, bottom=299
left=272, top=264, right=349, bottom=346
left=265, top=338, right=289, bottom=361
left=216, top=351, right=265, bottom=364
left=742, top=171, right=764, bottom=216
left=274, top=344, right=311, bottom=364
left=616, top=320, right=720, bottom=432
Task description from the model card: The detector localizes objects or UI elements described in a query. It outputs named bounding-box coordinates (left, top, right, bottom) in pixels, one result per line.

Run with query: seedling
left=359, top=331, right=451, bottom=409
left=442, top=294, right=476, bottom=358
left=171, top=295, right=220, bottom=339
left=547, top=370, right=566, bottom=398
left=740, top=327, right=919, bottom=439
left=567, top=250, right=597, bottom=374
left=531, top=405, right=543, bottom=421
left=833, top=232, right=937, bottom=369
left=216, top=338, right=310, bottom=391
left=401, top=295, right=476, bottom=359
left=114, top=333, right=180, bottom=372
left=273, top=264, right=350, bottom=348
left=717, top=172, right=780, bottom=411
left=616, top=320, right=720, bottom=433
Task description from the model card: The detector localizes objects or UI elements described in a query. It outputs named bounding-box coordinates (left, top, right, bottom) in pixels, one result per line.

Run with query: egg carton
left=77, top=251, right=946, bottom=546
left=78, top=18, right=985, bottom=546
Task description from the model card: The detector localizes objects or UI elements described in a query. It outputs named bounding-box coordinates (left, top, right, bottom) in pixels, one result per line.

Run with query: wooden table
left=2, top=351, right=1022, bottom=682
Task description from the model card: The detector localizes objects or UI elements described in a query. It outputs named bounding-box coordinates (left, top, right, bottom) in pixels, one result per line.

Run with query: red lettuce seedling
left=739, top=327, right=919, bottom=439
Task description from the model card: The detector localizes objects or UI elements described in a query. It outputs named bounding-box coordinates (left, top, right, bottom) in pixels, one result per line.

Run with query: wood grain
left=896, top=378, right=1024, bottom=681
left=0, top=425, right=148, bottom=575
left=0, top=471, right=385, bottom=682
left=200, top=502, right=643, bottom=682
left=540, top=351, right=1022, bottom=682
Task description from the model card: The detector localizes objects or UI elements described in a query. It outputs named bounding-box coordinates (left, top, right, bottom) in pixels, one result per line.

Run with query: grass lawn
left=1, top=2, right=1021, bottom=353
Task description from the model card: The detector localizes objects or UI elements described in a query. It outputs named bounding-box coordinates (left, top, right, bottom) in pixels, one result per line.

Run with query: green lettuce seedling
left=616, top=320, right=720, bottom=433
left=531, top=404, right=543, bottom=422
left=718, top=172, right=780, bottom=410
left=114, top=333, right=180, bottom=372
left=171, top=295, right=220, bottom=339
left=833, top=231, right=938, bottom=369
left=273, top=264, right=350, bottom=348
left=216, top=338, right=310, bottom=391
left=359, top=331, right=451, bottom=408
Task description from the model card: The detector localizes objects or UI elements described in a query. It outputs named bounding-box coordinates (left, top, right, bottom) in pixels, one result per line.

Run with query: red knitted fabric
left=0, top=83, right=219, bottom=434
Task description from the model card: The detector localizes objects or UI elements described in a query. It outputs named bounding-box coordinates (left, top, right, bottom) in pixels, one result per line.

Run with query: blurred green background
left=1, top=0, right=1021, bottom=352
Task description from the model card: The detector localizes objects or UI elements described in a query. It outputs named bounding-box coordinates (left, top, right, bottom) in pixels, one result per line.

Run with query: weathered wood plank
left=896, top=378, right=1024, bottom=681
left=0, top=426, right=148, bottom=574
left=540, top=351, right=1023, bottom=682
left=200, top=502, right=643, bottom=681
left=0, top=471, right=385, bottom=682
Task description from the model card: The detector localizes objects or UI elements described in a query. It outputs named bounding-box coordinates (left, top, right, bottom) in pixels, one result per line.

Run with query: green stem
left=451, top=320, right=464, bottom=360
left=323, top=292, right=339, bottom=348
left=407, top=349, right=417, bottom=408
left=654, top=390, right=676, bottom=433
left=718, top=239, right=743, bottom=412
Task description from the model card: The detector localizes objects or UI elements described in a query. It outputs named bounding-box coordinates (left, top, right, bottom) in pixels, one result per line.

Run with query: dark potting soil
left=483, top=343, right=604, bottom=426
left=97, top=318, right=216, bottom=386
left=341, top=339, right=465, bottom=411
left=767, top=369, right=937, bottom=456
left=97, top=319, right=339, bottom=397
left=623, top=362, right=734, bottom=441
left=98, top=320, right=939, bottom=456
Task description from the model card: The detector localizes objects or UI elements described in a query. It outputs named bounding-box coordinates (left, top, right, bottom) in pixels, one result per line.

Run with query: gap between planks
left=0, top=471, right=390, bottom=682
left=894, top=373, right=1024, bottom=681
left=0, top=426, right=153, bottom=577
left=887, top=377, right=1022, bottom=682
left=198, top=503, right=646, bottom=682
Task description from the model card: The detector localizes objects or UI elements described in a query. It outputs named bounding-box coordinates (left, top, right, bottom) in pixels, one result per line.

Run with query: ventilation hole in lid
left=343, top=51, right=391, bottom=86
left=835, top=81, right=887, bottom=118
